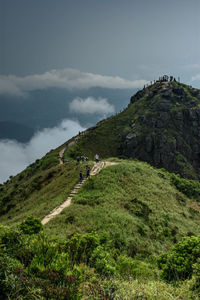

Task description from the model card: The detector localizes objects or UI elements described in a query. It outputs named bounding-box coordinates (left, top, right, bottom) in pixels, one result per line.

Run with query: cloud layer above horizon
left=69, top=97, right=115, bottom=115
left=0, top=68, right=148, bottom=97
left=0, top=119, right=85, bottom=183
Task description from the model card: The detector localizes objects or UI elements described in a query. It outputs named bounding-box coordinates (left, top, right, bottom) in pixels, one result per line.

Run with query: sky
left=1, top=0, right=200, bottom=84
left=1, top=0, right=200, bottom=182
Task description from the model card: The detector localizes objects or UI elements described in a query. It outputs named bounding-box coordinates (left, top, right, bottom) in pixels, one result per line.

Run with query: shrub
left=19, top=216, right=43, bottom=235
left=90, top=246, right=116, bottom=276
left=34, top=269, right=82, bottom=299
left=41, top=155, right=58, bottom=170
left=65, top=232, right=100, bottom=265
left=28, top=233, right=59, bottom=272
left=0, top=228, right=24, bottom=257
left=158, top=236, right=200, bottom=281
left=116, top=255, right=154, bottom=279
left=0, top=254, right=39, bottom=299
left=169, top=173, right=200, bottom=200
left=193, top=258, right=200, bottom=289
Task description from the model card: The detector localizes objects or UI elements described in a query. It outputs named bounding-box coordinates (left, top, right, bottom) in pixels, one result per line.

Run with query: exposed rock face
left=122, top=82, right=200, bottom=179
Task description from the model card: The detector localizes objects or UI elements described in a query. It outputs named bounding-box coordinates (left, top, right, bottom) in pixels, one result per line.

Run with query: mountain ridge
left=1, top=79, right=200, bottom=298
left=64, top=80, right=200, bottom=179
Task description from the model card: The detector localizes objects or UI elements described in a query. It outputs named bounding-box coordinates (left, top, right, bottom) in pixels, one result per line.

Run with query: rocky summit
left=69, top=79, right=200, bottom=179
left=124, top=80, right=200, bottom=179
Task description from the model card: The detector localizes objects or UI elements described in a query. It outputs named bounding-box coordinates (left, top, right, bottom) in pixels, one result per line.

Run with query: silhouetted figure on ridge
left=80, top=171, right=83, bottom=183
left=86, top=165, right=90, bottom=178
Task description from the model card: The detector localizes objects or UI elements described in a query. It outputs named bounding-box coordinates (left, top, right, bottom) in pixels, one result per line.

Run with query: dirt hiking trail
left=41, top=160, right=117, bottom=225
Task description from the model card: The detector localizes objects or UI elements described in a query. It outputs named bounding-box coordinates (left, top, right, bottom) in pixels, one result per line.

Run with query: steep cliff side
left=123, top=81, right=200, bottom=178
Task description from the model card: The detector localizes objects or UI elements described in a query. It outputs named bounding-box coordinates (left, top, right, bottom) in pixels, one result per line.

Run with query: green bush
left=65, top=232, right=100, bottom=265
left=169, top=173, right=200, bottom=200
left=0, top=254, right=39, bottom=299
left=116, top=255, right=154, bottom=279
left=0, top=227, right=85, bottom=299
left=0, top=228, right=24, bottom=256
left=28, top=233, right=59, bottom=272
left=19, top=216, right=43, bottom=235
left=90, top=246, right=116, bottom=276
left=158, top=236, right=200, bottom=281
left=41, top=155, right=58, bottom=170
left=193, top=258, right=200, bottom=289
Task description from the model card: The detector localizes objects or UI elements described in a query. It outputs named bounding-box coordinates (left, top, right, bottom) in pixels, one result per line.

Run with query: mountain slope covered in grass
left=1, top=156, right=200, bottom=299
left=65, top=81, right=200, bottom=179
left=2, top=80, right=200, bottom=299
left=45, top=159, right=200, bottom=253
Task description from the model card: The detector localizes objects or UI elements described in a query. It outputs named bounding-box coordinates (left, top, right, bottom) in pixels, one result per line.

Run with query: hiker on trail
left=86, top=165, right=90, bottom=178
left=80, top=171, right=83, bottom=183
left=95, top=154, right=99, bottom=163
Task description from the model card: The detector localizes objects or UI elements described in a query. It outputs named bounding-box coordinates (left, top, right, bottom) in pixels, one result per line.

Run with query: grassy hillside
left=1, top=157, right=200, bottom=299
left=45, top=159, right=200, bottom=253
left=65, top=81, right=200, bottom=179
left=0, top=146, right=93, bottom=226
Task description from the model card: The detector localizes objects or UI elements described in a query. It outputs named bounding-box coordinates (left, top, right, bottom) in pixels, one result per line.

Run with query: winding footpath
left=41, top=159, right=117, bottom=225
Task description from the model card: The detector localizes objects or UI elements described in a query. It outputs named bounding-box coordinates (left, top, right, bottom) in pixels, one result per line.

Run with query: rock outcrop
left=122, top=81, right=200, bottom=179
left=67, top=80, right=200, bottom=179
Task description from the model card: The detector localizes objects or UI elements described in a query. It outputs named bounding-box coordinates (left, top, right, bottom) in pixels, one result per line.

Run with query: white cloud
left=191, top=74, right=200, bottom=81
left=0, top=68, right=148, bottom=97
left=0, top=119, right=85, bottom=183
left=69, top=97, right=115, bottom=115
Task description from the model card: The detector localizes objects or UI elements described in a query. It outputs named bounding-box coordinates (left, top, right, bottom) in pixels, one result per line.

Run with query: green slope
left=0, top=146, right=93, bottom=225
left=1, top=153, right=200, bottom=254
left=45, top=159, right=200, bottom=255
left=65, top=81, right=200, bottom=179
left=2, top=80, right=200, bottom=298
left=1, top=157, right=200, bottom=299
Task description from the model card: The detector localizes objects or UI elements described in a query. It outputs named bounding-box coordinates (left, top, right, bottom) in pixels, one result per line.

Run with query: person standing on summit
left=95, top=154, right=99, bottom=163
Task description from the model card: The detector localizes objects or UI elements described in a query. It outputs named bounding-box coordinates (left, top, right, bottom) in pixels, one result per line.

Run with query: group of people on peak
left=77, top=154, right=99, bottom=163
left=79, top=154, right=99, bottom=183
left=76, top=156, right=88, bottom=163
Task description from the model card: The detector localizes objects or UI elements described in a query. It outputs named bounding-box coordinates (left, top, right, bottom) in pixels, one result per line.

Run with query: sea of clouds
left=69, top=96, right=115, bottom=115
left=0, top=119, right=85, bottom=183
left=0, top=68, right=148, bottom=183
left=0, top=68, right=147, bottom=97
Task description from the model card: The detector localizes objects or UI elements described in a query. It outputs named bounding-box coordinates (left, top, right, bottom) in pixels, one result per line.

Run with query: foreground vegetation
left=1, top=220, right=200, bottom=299
left=1, top=155, right=200, bottom=298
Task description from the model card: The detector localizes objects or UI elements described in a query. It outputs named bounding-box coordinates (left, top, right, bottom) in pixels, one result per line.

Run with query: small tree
left=158, top=236, right=200, bottom=281
left=19, top=216, right=43, bottom=235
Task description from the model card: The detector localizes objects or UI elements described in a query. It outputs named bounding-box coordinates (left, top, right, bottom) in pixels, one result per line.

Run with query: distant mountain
left=0, top=121, right=34, bottom=142
left=66, top=80, right=200, bottom=179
